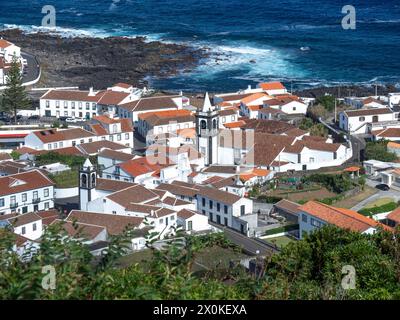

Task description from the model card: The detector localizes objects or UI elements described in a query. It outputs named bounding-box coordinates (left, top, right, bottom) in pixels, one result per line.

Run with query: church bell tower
left=79, top=158, right=97, bottom=210
left=195, top=92, right=219, bottom=166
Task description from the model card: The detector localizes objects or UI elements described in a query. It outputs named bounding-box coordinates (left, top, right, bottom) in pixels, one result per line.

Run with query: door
left=240, top=224, right=245, bottom=234
left=33, top=204, right=39, bottom=212
left=216, top=215, right=221, bottom=225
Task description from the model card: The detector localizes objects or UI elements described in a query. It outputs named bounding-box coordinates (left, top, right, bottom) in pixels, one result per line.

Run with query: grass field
left=49, top=170, right=79, bottom=188
left=364, top=197, right=394, bottom=208
left=333, top=186, right=377, bottom=209
left=265, top=235, right=294, bottom=249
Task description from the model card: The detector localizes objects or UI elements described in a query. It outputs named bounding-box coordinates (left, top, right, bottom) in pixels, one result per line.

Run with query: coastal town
left=1, top=35, right=400, bottom=298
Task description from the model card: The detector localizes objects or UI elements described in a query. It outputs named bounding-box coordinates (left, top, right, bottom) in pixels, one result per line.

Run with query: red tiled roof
left=33, top=128, right=95, bottom=144
left=299, top=201, right=391, bottom=233
left=0, top=170, right=54, bottom=197
left=119, top=156, right=172, bottom=177
left=0, top=39, right=13, bottom=48
left=259, top=81, right=286, bottom=91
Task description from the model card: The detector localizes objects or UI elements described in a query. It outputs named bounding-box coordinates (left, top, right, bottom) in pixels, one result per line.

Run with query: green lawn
left=49, top=170, right=79, bottom=188
left=364, top=197, right=394, bottom=208
left=265, top=236, right=294, bottom=249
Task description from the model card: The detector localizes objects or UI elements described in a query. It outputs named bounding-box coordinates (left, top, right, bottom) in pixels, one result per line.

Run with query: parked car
left=376, top=184, right=390, bottom=191
left=28, top=115, right=40, bottom=120
left=66, top=117, right=79, bottom=123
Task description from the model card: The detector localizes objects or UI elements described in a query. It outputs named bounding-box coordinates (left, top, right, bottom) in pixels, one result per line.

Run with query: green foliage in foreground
left=1, top=224, right=400, bottom=300
left=358, top=202, right=399, bottom=217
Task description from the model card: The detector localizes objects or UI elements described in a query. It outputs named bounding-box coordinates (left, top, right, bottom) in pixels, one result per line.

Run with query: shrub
left=358, top=202, right=398, bottom=216
left=257, top=195, right=283, bottom=203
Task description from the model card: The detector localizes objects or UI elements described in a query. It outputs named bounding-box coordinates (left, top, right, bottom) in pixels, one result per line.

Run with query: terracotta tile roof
left=106, top=185, right=160, bottom=207
left=35, top=209, right=59, bottom=226
left=124, top=203, right=175, bottom=218
left=219, top=108, right=237, bottom=116
left=66, top=210, right=144, bottom=236
left=263, top=99, right=282, bottom=106
left=202, top=176, right=225, bottom=185
left=259, top=107, right=284, bottom=115
left=0, top=170, right=54, bottom=197
left=212, top=176, right=240, bottom=188
left=0, top=153, right=12, bottom=161
left=387, top=207, right=400, bottom=224
left=373, top=128, right=400, bottom=138
left=146, top=144, right=201, bottom=161
left=138, top=109, right=194, bottom=127
left=344, top=166, right=360, bottom=172
left=33, top=128, right=95, bottom=144
left=241, top=93, right=270, bottom=105
left=15, top=234, right=35, bottom=247
left=41, top=89, right=105, bottom=102
left=7, top=212, right=42, bottom=227
left=96, top=178, right=136, bottom=192
left=283, top=128, right=308, bottom=137
left=156, top=182, right=199, bottom=198
left=344, top=108, right=393, bottom=117
left=259, top=81, right=286, bottom=91
left=119, top=95, right=181, bottom=112
left=97, top=90, right=130, bottom=105
left=16, top=146, right=40, bottom=155
left=197, top=186, right=242, bottom=205
left=119, top=156, right=172, bottom=177
left=52, top=219, right=105, bottom=240
left=98, top=148, right=135, bottom=162
left=89, top=123, right=108, bottom=136
left=241, top=119, right=295, bottom=134
left=223, top=121, right=246, bottom=129
left=216, top=93, right=253, bottom=102
left=177, top=127, right=196, bottom=139
left=363, top=97, right=385, bottom=105
left=299, top=201, right=391, bottom=233
left=78, top=140, right=129, bottom=155
left=302, top=135, right=328, bottom=143
left=177, top=209, right=198, bottom=219
left=388, top=141, right=400, bottom=149
left=162, top=196, right=191, bottom=206
left=248, top=105, right=264, bottom=111
left=274, top=199, right=300, bottom=215
left=0, top=39, right=13, bottom=48
left=113, top=83, right=132, bottom=89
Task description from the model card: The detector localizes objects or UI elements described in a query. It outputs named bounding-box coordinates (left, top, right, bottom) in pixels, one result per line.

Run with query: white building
left=177, top=208, right=212, bottom=234
left=0, top=170, right=55, bottom=216
left=339, top=108, right=395, bottom=134
left=39, top=83, right=143, bottom=119
left=0, top=39, right=21, bottom=63
left=196, top=186, right=253, bottom=236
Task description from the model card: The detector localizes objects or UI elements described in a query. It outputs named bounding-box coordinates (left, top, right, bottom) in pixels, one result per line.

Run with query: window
left=33, top=223, right=37, bottom=231
left=184, top=123, right=189, bottom=129
left=56, top=101, right=60, bottom=108
left=92, top=103, right=96, bottom=110
left=22, top=206, right=28, bottom=214
left=44, top=189, right=49, bottom=197
left=359, top=116, right=365, bottom=122
left=217, top=203, right=220, bottom=212
left=125, top=133, right=129, bottom=140
left=89, top=138, right=93, bottom=143
left=79, top=102, right=82, bottom=110
left=48, top=144, right=52, bottom=150
left=64, top=101, right=68, bottom=107
left=10, top=195, right=16, bottom=205
left=86, top=102, right=90, bottom=110
left=33, top=191, right=38, bottom=200
left=209, top=200, right=213, bottom=209
left=222, top=116, right=226, bottom=123
left=64, top=111, right=68, bottom=116
left=0, top=198, right=4, bottom=207
left=46, top=100, right=50, bottom=107
left=117, top=134, right=121, bottom=141
left=170, top=215, right=175, bottom=221
left=53, top=143, right=57, bottom=149
left=202, top=198, right=206, bottom=207
left=159, top=218, right=164, bottom=224
left=293, top=107, right=296, bottom=111
left=22, top=193, right=27, bottom=202
left=80, top=139, right=84, bottom=144
left=188, top=220, right=193, bottom=231
left=202, top=210, right=205, bottom=214
left=224, top=205, right=228, bottom=214
left=240, top=205, right=245, bottom=216
left=22, top=226, right=26, bottom=235
left=309, top=157, right=315, bottom=163
left=71, top=102, right=75, bottom=109
left=59, top=142, right=63, bottom=148
left=231, top=115, right=235, bottom=121
left=44, top=202, right=49, bottom=210
left=302, top=214, right=308, bottom=223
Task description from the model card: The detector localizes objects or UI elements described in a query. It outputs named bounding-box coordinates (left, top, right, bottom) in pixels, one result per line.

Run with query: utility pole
left=334, top=97, right=337, bottom=124
left=375, top=84, right=378, bottom=98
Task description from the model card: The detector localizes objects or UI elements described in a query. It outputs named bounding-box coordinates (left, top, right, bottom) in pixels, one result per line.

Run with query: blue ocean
left=1, top=0, right=400, bottom=92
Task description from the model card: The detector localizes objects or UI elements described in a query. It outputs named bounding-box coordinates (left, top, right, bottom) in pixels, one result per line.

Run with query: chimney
left=88, top=87, right=95, bottom=96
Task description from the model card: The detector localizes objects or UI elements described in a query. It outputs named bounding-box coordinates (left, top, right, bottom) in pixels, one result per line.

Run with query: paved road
left=351, top=179, right=400, bottom=211
left=214, top=224, right=278, bottom=256
left=21, top=52, right=40, bottom=85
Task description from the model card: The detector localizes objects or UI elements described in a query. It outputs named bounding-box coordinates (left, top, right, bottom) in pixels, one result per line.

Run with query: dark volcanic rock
left=0, top=29, right=208, bottom=89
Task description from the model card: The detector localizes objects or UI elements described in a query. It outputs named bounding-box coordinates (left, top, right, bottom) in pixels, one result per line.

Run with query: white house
left=177, top=208, right=212, bottom=234
left=0, top=211, right=43, bottom=240
left=339, top=108, right=395, bottom=134
left=0, top=39, right=21, bottom=63
left=298, top=201, right=391, bottom=239
left=118, top=95, right=183, bottom=123
left=0, top=170, right=55, bottom=216
left=258, top=81, right=288, bottom=95
left=196, top=186, right=254, bottom=236
left=24, top=128, right=96, bottom=151
left=39, top=84, right=143, bottom=119
left=137, top=109, right=195, bottom=139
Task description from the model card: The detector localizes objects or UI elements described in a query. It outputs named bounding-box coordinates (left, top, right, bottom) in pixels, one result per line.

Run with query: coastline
left=0, top=28, right=208, bottom=90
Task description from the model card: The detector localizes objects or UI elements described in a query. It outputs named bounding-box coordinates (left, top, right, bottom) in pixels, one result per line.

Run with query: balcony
left=10, top=202, right=18, bottom=209
left=32, top=198, right=40, bottom=204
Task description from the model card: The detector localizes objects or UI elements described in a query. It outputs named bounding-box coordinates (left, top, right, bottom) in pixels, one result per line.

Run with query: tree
left=365, top=140, right=397, bottom=162
left=316, top=95, right=336, bottom=112
left=309, top=123, right=328, bottom=137
left=1, top=55, right=30, bottom=123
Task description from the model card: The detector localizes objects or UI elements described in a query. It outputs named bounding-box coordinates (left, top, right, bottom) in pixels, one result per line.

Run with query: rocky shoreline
left=0, top=29, right=208, bottom=89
